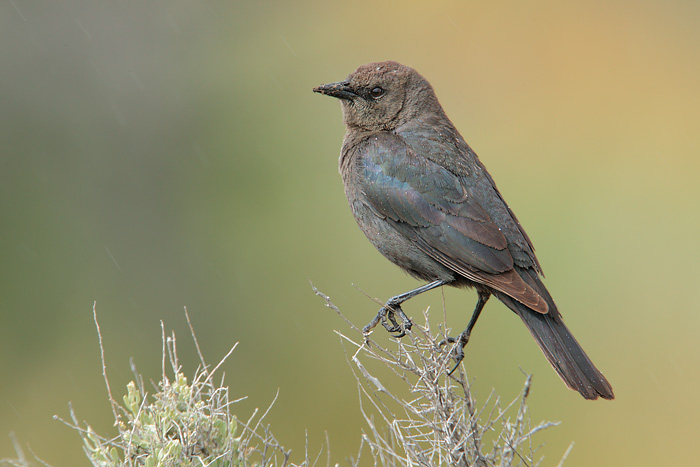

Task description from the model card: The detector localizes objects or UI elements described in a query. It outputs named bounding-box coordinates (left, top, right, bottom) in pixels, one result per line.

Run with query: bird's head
left=313, top=61, right=441, bottom=132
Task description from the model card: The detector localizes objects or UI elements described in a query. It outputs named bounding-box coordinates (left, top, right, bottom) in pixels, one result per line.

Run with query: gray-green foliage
left=56, top=311, right=291, bottom=467
left=79, top=375, right=242, bottom=467
left=70, top=345, right=270, bottom=467
left=2, top=296, right=565, bottom=467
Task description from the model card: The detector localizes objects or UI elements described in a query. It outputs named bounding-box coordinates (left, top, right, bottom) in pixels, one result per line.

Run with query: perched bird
left=313, top=61, right=613, bottom=400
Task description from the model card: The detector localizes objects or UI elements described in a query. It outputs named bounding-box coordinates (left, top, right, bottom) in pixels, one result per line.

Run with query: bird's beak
left=313, top=80, right=356, bottom=100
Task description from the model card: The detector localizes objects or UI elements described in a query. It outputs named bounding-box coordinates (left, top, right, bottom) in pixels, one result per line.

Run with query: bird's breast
left=346, top=197, right=456, bottom=283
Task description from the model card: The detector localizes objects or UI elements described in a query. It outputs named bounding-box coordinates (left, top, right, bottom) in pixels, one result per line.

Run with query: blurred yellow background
left=2, top=0, right=699, bottom=465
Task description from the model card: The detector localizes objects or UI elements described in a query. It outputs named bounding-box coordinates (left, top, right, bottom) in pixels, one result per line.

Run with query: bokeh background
left=2, top=0, right=699, bottom=465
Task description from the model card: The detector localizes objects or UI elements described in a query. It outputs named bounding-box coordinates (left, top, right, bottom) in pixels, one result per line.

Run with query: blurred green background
left=1, top=0, right=699, bottom=465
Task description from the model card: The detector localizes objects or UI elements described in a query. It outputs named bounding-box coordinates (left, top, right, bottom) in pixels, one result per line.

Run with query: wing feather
left=357, top=133, right=548, bottom=313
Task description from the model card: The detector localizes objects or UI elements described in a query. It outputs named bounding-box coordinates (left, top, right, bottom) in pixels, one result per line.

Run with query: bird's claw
left=438, top=333, right=470, bottom=375
left=363, top=304, right=412, bottom=339
left=381, top=305, right=412, bottom=338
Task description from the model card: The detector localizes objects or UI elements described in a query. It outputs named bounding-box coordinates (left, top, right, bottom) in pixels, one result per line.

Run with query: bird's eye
left=370, top=87, right=384, bottom=99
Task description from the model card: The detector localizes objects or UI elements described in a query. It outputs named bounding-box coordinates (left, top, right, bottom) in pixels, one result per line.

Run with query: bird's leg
left=363, top=280, right=448, bottom=338
left=440, top=291, right=491, bottom=374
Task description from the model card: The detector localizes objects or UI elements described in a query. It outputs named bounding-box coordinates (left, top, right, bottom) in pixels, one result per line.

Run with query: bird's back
left=395, top=117, right=542, bottom=273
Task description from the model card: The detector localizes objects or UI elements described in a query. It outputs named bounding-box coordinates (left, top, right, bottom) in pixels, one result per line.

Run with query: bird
left=313, top=61, right=613, bottom=400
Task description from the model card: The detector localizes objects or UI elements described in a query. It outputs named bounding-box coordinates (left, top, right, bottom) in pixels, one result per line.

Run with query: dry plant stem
left=314, top=283, right=562, bottom=467
left=51, top=306, right=296, bottom=467
left=92, top=302, right=119, bottom=425
left=4, top=290, right=563, bottom=467
left=555, top=442, right=575, bottom=467
left=184, top=305, right=208, bottom=374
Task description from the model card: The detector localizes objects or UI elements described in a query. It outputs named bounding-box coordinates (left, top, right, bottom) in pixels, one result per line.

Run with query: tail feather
left=495, top=268, right=614, bottom=400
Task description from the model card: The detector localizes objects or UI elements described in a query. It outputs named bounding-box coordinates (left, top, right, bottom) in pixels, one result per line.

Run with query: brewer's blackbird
left=313, top=61, right=613, bottom=400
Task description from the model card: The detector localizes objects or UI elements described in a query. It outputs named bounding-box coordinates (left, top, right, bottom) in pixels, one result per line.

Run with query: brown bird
left=313, top=61, right=613, bottom=400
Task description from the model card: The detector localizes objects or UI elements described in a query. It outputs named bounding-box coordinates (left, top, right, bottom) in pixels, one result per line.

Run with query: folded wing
left=357, top=133, right=548, bottom=313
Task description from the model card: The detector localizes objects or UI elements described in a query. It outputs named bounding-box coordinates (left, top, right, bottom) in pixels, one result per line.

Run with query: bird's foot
left=362, top=303, right=412, bottom=339
left=438, top=331, right=471, bottom=375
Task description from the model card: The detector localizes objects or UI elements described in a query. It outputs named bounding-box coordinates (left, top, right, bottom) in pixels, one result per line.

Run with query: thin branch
left=313, top=283, right=563, bottom=467
left=93, top=302, right=119, bottom=425
left=555, top=442, right=575, bottom=467
left=184, top=306, right=208, bottom=377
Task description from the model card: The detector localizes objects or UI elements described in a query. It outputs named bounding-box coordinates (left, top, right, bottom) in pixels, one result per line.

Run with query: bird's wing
left=356, top=133, right=548, bottom=313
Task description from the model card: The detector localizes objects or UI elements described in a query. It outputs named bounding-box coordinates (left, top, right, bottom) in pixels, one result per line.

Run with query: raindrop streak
left=11, top=1, right=27, bottom=22
left=647, top=369, right=662, bottom=390
left=280, top=35, right=297, bottom=57
left=130, top=70, right=145, bottom=91
left=267, top=72, right=283, bottom=91
left=192, top=142, right=210, bottom=165
left=446, top=15, right=463, bottom=33
left=110, top=101, right=127, bottom=126
left=105, top=246, right=122, bottom=272
left=167, top=15, right=180, bottom=33
left=76, top=19, right=92, bottom=40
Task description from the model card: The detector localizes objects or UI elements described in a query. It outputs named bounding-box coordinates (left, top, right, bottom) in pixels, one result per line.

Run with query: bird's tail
left=495, top=268, right=614, bottom=400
